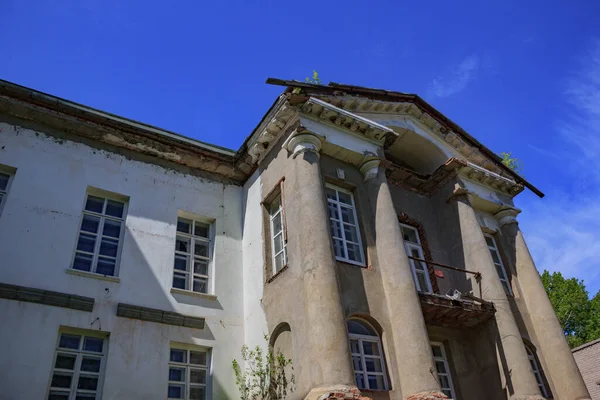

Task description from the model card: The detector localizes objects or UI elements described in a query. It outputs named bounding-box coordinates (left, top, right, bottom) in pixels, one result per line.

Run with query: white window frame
left=0, top=168, right=15, bottom=217
left=326, top=184, right=365, bottom=266
left=400, top=224, right=433, bottom=293
left=269, top=195, right=287, bottom=274
left=526, top=345, right=549, bottom=398
left=168, top=345, right=211, bottom=400
left=71, top=190, right=128, bottom=277
left=431, top=342, right=456, bottom=399
left=47, top=328, right=109, bottom=400
left=484, top=234, right=513, bottom=295
left=173, top=214, right=215, bottom=295
left=348, top=320, right=389, bottom=391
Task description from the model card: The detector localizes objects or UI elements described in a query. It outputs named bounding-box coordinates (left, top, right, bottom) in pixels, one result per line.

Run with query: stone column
left=361, top=159, right=445, bottom=400
left=451, top=189, right=543, bottom=400
left=496, top=208, right=591, bottom=400
left=286, top=132, right=358, bottom=399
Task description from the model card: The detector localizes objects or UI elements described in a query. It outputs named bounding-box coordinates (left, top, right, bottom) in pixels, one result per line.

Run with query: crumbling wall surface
left=0, top=121, right=245, bottom=399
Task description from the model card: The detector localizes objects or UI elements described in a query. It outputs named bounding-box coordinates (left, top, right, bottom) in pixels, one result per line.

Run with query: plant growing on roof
left=232, top=334, right=295, bottom=400
left=499, top=152, right=524, bottom=175
left=304, top=70, right=322, bottom=85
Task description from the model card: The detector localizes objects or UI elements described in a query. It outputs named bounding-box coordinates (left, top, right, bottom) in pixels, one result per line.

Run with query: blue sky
left=2, top=1, right=600, bottom=295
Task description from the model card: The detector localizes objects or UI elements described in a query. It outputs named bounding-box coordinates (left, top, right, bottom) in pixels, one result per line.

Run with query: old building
left=0, top=78, right=590, bottom=400
left=573, top=339, right=600, bottom=399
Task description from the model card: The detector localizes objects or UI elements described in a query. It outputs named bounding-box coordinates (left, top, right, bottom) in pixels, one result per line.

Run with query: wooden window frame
left=71, top=189, right=128, bottom=278
left=168, top=345, right=211, bottom=400
left=262, top=178, right=289, bottom=283
left=484, top=233, right=513, bottom=295
left=400, top=223, right=434, bottom=293
left=173, top=214, right=215, bottom=295
left=525, top=344, right=549, bottom=398
left=397, top=214, right=439, bottom=294
left=347, top=320, right=389, bottom=391
left=325, top=184, right=365, bottom=267
left=0, top=166, right=15, bottom=218
left=431, top=342, right=457, bottom=399
left=46, top=328, right=109, bottom=400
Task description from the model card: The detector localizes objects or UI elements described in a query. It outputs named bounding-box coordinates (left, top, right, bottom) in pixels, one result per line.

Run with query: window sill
left=170, top=287, right=217, bottom=301
left=336, top=259, right=367, bottom=269
left=66, top=268, right=120, bottom=283
left=266, top=264, right=289, bottom=284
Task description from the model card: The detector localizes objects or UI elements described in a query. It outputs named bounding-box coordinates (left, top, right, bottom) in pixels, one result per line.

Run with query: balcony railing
left=407, top=256, right=495, bottom=329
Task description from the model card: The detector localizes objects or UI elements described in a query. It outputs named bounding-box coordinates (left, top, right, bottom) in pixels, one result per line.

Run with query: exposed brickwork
left=398, top=213, right=440, bottom=294
left=572, top=339, right=600, bottom=400
left=315, top=387, right=371, bottom=400
left=405, top=390, right=448, bottom=400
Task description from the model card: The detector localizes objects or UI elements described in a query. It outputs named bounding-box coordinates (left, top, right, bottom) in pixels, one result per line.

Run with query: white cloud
left=519, top=39, right=600, bottom=295
left=427, top=55, right=480, bottom=98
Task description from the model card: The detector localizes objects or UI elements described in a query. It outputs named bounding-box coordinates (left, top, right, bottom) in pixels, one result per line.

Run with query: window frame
left=347, top=320, right=389, bottom=391
left=173, top=214, right=215, bottom=295
left=70, top=190, right=128, bottom=278
left=525, top=345, right=549, bottom=398
left=46, top=328, right=109, bottom=400
left=431, top=342, right=456, bottom=399
left=168, top=345, right=211, bottom=400
left=325, top=184, right=365, bottom=266
left=0, top=167, right=15, bottom=217
left=484, top=233, right=513, bottom=295
left=400, top=223, right=433, bottom=293
left=268, top=194, right=287, bottom=275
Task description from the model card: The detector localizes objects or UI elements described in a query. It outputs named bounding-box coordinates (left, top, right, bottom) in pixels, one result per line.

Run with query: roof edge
left=0, top=79, right=237, bottom=157
left=572, top=338, right=600, bottom=352
left=266, top=77, right=544, bottom=198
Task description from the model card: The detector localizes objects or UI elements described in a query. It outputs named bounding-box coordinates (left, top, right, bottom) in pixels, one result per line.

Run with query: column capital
left=494, top=206, right=521, bottom=227
left=359, top=158, right=382, bottom=182
left=287, top=132, right=323, bottom=158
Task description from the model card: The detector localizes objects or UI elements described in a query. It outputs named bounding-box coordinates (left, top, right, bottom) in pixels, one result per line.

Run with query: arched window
left=525, top=344, right=549, bottom=398
left=347, top=319, right=389, bottom=391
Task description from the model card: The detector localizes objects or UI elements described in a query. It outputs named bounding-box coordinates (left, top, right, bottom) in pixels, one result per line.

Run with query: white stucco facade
left=0, top=122, right=253, bottom=399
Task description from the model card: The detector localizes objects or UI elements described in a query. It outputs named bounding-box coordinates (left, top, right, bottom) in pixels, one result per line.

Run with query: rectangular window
left=269, top=195, right=287, bottom=274
left=72, top=193, right=127, bottom=277
left=431, top=342, right=456, bottom=399
left=400, top=224, right=433, bottom=293
left=326, top=185, right=365, bottom=266
left=0, top=170, right=14, bottom=216
left=47, top=330, right=108, bottom=400
left=168, top=346, right=209, bottom=400
left=173, top=217, right=212, bottom=294
left=484, top=234, right=512, bottom=295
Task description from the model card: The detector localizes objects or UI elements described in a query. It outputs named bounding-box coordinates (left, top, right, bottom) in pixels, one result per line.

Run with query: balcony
left=410, top=257, right=497, bottom=329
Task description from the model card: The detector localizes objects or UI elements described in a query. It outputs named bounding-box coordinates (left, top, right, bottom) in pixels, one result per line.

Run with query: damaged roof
left=266, top=78, right=543, bottom=198
left=0, top=77, right=543, bottom=197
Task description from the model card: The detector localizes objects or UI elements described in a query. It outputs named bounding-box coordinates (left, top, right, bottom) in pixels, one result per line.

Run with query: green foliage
left=304, top=70, right=322, bottom=85
left=499, top=152, right=524, bottom=175
left=541, top=270, right=600, bottom=348
left=232, top=335, right=295, bottom=400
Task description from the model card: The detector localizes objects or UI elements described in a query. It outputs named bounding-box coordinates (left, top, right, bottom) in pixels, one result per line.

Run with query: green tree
left=541, top=270, right=600, bottom=348
left=499, top=152, right=524, bottom=175
left=232, top=335, right=295, bottom=400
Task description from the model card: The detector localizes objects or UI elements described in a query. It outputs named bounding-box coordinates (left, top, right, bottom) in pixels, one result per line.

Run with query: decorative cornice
left=459, top=162, right=524, bottom=197
left=494, top=206, right=521, bottom=226
left=298, top=97, right=397, bottom=144
left=311, top=95, right=517, bottom=180
left=247, top=98, right=297, bottom=163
